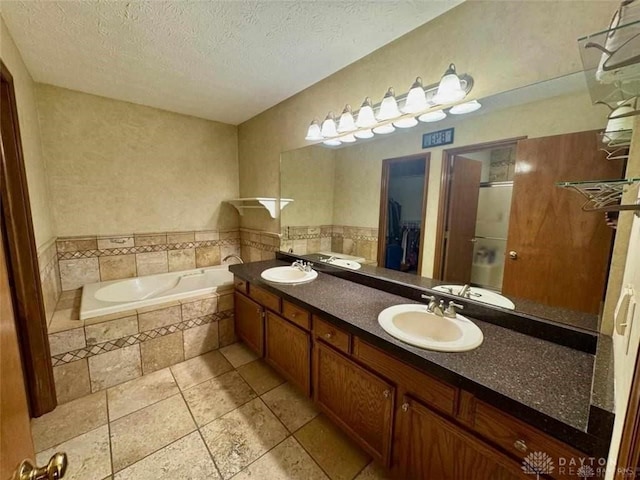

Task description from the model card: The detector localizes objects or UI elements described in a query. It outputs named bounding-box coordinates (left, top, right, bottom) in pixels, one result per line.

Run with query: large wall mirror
left=279, top=73, right=626, bottom=332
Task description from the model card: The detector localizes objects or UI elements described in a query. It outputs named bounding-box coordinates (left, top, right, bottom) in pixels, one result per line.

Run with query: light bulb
left=339, top=134, right=357, bottom=143
left=356, top=97, right=377, bottom=128
left=418, top=110, right=446, bottom=122
left=372, top=124, right=395, bottom=134
left=354, top=129, right=374, bottom=139
left=433, top=64, right=466, bottom=104
left=377, top=88, right=401, bottom=120
left=323, top=139, right=341, bottom=146
left=321, top=112, right=338, bottom=138
left=304, top=119, right=323, bottom=141
left=403, top=77, right=428, bottom=113
left=337, top=105, right=356, bottom=133
left=450, top=100, right=481, bottom=114
left=393, top=117, right=418, bottom=128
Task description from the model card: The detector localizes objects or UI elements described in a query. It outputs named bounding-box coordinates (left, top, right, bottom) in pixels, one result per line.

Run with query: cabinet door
left=396, top=396, right=528, bottom=480
left=265, top=312, right=311, bottom=396
left=234, top=291, right=264, bottom=356
left=313, top=341, right=394, bottom=465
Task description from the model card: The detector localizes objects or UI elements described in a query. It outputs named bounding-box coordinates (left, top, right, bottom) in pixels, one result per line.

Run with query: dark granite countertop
left=230, top=260, right=607, bottom=454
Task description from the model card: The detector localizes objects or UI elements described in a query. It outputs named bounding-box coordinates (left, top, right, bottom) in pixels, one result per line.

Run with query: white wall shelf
left=225, top=197, right=293, bottom=218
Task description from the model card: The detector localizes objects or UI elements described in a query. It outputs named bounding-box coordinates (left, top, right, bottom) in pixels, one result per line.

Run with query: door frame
left=377, top=153, right=430, bottom=273
left=432, top=137, right=525, bottom=280
left=616, top=347, right=640, bottom=478
left=1, top=61, right=57, bottom=415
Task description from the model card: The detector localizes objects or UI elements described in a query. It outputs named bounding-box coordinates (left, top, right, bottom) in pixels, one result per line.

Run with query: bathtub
left=80, top=265, right=234, bottom=320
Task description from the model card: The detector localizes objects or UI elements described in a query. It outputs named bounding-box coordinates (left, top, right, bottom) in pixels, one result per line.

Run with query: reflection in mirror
left=280, top=73, right=625, bottom=331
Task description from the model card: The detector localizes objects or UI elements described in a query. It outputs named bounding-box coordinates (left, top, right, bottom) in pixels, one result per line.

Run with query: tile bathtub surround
left=31, top=346, right=389, bottom=480
left=280, top=225, right=379, bottom=263
left=38, top=238, right=62, bottom=323
left=48, top=290, right=235, bottom=403
left=56, top=229, right=241, bottom=289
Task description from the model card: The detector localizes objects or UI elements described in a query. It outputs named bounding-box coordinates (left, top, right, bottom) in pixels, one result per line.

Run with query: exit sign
left=422, top=128, right=454, bottom=148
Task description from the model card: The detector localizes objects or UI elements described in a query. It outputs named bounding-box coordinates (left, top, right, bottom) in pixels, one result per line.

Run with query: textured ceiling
left=1, top=1, right=462, bottom=125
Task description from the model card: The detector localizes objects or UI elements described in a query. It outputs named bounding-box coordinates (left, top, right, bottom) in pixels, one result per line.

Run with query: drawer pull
left=292, top=312, right=298, bottom=317
left=514, top=439, right=528, bottom=453
left=401, top=403, right=409, bottom=412
left=325, top=332, right=334, bottom=339
left=383, top=389, right=391, bottom=399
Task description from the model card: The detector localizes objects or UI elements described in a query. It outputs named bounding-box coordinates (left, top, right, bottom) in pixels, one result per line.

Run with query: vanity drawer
left=313, top=316, right=351, bottom=354
left=234, top=277, right=247, bottom=294
left=353, top=338, right=457, bottom=416
left=249, top=285, right=281, bottom=313
left=282, top=300, right=311, bottom=330
left=473, top=401, right=585, bottom=478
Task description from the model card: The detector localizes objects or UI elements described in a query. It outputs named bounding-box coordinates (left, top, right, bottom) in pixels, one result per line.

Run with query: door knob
left=12, top=452, right=67, bottom=480
left=509, top=251, right=518, bottom=260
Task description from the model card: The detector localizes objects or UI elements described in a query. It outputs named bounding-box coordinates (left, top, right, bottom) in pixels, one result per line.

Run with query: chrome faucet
left=444, top=301, right=464, bottom=318
left=421, top=294, right=445, bottom=317
left=223, top=254, right=244, bottom=264
left=292, top=260, right=313, bottom=272
left=458, top=284, right=472, bottom=298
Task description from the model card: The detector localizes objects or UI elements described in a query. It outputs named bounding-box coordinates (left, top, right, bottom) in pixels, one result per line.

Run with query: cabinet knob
left=325, top=332, right=333, bottom=340
left=401, top=403, right=409, bottom=412
left=256, top=308, right=261, bottom=315
left=383, top=390, right=391, bottom=399
left=509, top=250, right=518, bottom=260
left=513, top=439, right=528, bottom=453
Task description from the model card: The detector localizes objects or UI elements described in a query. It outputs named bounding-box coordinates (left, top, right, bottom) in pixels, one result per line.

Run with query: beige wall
left=0, top=17, right=55, bottom=249
left=36, top=85, right=239, bottom=237
left=238, top=1, right=616, bottom=234
left=326, top=88, right=605, bottom=276
left=281, top=146, right=335, bottom=227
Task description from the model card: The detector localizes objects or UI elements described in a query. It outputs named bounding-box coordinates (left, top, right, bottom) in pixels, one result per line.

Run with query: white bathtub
left=80, top=265, right=234, bottom=320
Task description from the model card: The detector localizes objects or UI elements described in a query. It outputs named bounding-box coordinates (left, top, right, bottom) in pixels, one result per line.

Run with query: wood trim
left=616, top=348, right=640, bottom=478
left=433, top=137, right=525, bottom=280
left=377, top=153, right=430, bottom=271
left=0, top=61, right=56, bottom=416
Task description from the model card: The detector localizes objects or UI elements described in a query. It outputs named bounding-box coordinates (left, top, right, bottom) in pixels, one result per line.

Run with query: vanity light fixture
left=372, top=123, right=396, bottom=134
left=355, top=97, right=377, bottom=128
left=354, top=129, right=374, bottom=139
left=321, top=112, right=338, bottom=138
left=433, top=64, right=466, bottom=104
left=305, top=119, right=323, bottom=141
left=393, top=117, right=419, bottom=128
left=337, top=105, right=357, bottom=133
left=304, top=62, right=475, bottom=146
left=418, top=110, right=447, bottom=122
left=403, top=77, right=429, bottom=113
left=377, top=88, right=402, bottom=120
left=450, top=100, right=482, bottom=114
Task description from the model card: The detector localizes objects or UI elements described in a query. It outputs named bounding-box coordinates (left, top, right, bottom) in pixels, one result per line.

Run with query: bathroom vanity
left=230, top=259, right=612, bottom=480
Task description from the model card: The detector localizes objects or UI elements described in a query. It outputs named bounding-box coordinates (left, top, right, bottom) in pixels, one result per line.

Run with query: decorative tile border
left=57, top=238, right=240, bottom=260
left=282, top=225, right=378, bottom=242
left=51, top=309, right=233, bottom=366
left=240, top=239, right=278, bottom=253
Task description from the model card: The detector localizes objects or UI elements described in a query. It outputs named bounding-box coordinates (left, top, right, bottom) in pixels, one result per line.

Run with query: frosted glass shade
left=356, top=98, right=377, bottom=128
left=339, top=134, right=357, bottom=143
left=403, top=77, right=428, bottom=113
left=321, top=113, right=338, bottom=137
left=323, top=139, right=341, bottom=146
left=433, top=64, right=466, bottom=104
left=354, top=129, right=374, bottom=139
left=305, top=119, right=323, bottom=140
left=377, top=88, right=401, bottom=120
left=337, top=105, right=357, bottom=133
left=372, top=124, right=395, bottom=134
left=450, top=100, right=481, bottom=114
left=393, top=117, right=418, bottom=128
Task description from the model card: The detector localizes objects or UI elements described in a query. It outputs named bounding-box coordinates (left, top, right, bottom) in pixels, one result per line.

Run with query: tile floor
left=32, top=342, right=391, bottom=480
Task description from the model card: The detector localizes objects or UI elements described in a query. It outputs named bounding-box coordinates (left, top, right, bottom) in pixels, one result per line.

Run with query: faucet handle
left=421, top=294, right=435, bottom=301
left=445, top=301, right=464, bottom=318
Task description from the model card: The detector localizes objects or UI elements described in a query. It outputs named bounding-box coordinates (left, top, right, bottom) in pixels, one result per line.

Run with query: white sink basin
left=433, top=285, right=515, bottom=310
left=378, top=304, right=483, bottom=352
left=324, top=258, right=361, bottom=270
left=261, top=266, right=318, bottom=284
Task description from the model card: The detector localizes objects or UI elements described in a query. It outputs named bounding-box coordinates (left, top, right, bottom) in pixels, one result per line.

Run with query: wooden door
left=502, top=131, right=624, bottom=314
left=265, top=312, right=311, bottom=396
left=0, top=211, right=35, bottom=479
left=234, top=291, right=264, bottom=356
left=313, top=341, right=394, bottom=465
left=442, top=156, right=482, bottom=283
left=396, top=396, right=527, bottom=480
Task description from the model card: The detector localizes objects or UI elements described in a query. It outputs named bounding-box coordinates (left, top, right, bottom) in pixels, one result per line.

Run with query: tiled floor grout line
left=168, top=367, right=226, bottom=480
left=288, top=414, right=339, bottom=480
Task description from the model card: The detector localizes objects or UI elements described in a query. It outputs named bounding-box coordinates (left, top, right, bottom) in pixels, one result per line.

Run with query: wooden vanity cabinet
left=396, top=395, right=527, bottom=480
left=234, top=291, right=264, bottom=356
left=265, top=311, right=311, bottom=395
left=313, top=340, right=394, bottom=465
